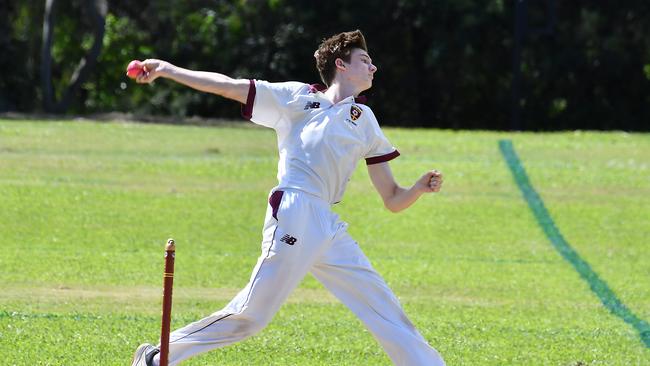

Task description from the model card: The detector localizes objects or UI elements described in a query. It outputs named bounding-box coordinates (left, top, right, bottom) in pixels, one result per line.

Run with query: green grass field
left=0, top=119, right=648, bottom=365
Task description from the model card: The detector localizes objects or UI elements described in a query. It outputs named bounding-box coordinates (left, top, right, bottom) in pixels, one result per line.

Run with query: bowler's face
left=343, top=48, right=377, bottom=91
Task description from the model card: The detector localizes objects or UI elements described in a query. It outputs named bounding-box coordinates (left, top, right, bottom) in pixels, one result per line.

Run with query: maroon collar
left=308, top=83, right=327, bottom=93
left=308, top=84, right=368, bottom=104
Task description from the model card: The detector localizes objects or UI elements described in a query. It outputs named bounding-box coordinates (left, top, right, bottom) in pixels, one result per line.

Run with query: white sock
left=152, top=353, right=160, bottom=366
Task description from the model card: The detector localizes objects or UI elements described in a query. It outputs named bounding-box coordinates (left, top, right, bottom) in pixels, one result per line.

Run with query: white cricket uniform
left=164, top=80, right=445, bottom=365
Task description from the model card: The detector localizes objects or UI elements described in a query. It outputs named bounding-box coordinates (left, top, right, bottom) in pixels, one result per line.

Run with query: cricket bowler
left=132, top=30, right=445, bottom=366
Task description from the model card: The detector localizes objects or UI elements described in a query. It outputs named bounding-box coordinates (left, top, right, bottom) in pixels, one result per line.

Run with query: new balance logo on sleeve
left=280, top=234, right=297, bottom=245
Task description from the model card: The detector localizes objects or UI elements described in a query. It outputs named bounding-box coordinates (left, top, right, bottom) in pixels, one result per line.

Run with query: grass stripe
left=499, top=139, right=650, bottom=348
left=0, top=310, right=154, bottom=321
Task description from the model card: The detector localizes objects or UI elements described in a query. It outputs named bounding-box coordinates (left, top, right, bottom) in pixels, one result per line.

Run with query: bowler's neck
left=323, top=83, right=358, bottom=104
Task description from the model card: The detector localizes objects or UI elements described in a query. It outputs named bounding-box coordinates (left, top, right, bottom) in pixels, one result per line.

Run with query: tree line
left=1, top=0, right=649, bottom=131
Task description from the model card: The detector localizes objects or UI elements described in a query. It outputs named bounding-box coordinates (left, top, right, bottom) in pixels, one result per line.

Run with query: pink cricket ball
left=126, top=60, right=144, bottom=79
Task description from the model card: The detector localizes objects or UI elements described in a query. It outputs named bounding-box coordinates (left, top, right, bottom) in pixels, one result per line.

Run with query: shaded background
left=1, top=0, right=649, bottom=131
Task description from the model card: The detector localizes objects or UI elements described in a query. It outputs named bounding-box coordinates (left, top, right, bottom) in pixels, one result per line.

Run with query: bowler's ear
left=335, top=58, right=346, bottom=71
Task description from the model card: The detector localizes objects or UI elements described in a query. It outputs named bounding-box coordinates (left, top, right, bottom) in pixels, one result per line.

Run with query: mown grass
left=0, top=119, right=648, bottom=365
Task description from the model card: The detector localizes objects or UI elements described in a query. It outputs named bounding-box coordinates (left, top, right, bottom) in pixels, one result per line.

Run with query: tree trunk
left=41, top=0, right=55, bottom=112
left=41, top=0, right=107, bottom=113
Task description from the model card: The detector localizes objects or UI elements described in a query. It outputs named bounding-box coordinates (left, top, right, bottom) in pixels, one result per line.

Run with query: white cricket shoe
left=131, top=343, right=159, bottom=366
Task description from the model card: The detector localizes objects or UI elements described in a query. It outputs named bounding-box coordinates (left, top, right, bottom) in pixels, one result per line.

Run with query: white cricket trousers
left=163, top=189, right=445, bottom=365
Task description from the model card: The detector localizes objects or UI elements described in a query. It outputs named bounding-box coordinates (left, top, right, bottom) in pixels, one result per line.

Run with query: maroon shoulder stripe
left=365, top=150, right=400, bottom=165
left=241, top=79, right=256, bottom=120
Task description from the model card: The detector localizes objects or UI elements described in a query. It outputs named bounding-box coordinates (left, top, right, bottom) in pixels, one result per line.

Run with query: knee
left=235, top=314, right=271, bottom=337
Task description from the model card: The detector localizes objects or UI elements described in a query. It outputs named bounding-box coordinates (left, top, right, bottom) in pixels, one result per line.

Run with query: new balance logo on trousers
left=280, top=234, right=297, bottom=245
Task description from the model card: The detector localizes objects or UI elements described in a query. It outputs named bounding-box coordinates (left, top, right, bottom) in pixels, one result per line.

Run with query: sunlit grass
left=0, top=120, right=648, bottom=365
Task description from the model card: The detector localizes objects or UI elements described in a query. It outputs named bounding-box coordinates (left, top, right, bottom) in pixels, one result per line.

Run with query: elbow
left=384, top=202, right=403, bottom=213
left=382, top=186, right=404, bottom=213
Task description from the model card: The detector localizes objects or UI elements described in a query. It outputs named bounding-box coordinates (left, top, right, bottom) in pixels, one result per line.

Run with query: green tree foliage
left=1, top=0, right=649, bottom=130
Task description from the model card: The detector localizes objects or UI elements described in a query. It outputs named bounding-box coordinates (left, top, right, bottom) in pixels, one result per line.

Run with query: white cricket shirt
left=242, top=80, right=399, bottom=204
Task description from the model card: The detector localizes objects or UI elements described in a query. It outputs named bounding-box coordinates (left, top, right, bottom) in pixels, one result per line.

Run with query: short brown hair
left=314, top=30, right=368, bottom=86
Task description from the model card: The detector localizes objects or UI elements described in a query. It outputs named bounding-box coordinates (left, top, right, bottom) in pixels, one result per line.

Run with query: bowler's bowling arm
left=137, top=59, right=249, bottom=104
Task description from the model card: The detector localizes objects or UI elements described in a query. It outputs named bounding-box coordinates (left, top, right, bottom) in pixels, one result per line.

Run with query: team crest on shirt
left=350, top=105, right=363, bottom=121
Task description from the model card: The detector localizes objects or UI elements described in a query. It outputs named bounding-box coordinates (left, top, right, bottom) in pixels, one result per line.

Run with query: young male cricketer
left=132, top=30, right=445, bottom=366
